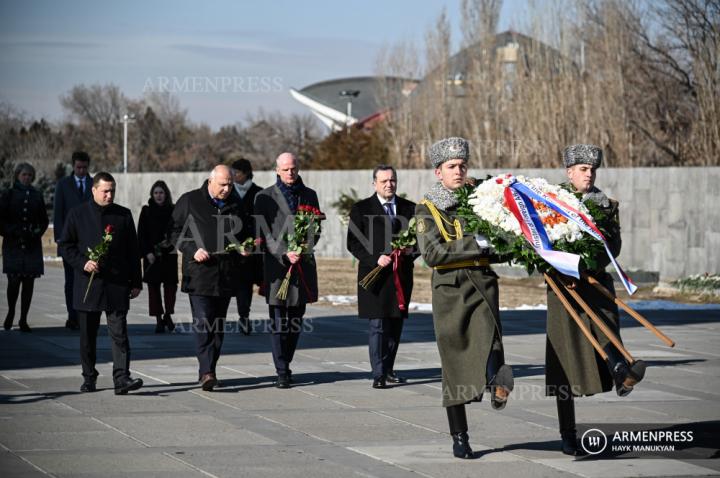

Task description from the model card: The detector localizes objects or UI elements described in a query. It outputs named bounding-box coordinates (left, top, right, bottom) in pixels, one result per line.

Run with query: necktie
left=383, top=202, right=394, bottom=217
left=77, top=179, right=84, bottom=196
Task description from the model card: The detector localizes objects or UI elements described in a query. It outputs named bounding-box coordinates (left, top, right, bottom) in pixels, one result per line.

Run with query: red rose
left=104, top=224, right=114, bottom=234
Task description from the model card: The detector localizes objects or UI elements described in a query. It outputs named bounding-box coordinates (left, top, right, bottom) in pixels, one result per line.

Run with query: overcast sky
left=0, top=0, right=527, bottom=130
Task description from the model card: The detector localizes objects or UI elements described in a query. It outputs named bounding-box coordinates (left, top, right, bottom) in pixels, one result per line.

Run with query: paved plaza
left=1, top=266, right=719, bottom=477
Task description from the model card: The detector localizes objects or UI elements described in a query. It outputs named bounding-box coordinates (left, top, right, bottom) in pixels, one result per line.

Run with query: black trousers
left=235, top=279, right=253, bottom=318
left=62, top=259, right=77, bottom=322
left=78, top=310, right=130, bottom=382
left=368, top=317, right=404, bottom=379
left=189, top=295, right=231, bottom=379
left=269, top=304, right=306, bottom=376
left=147, top=282, right=177, bottom=316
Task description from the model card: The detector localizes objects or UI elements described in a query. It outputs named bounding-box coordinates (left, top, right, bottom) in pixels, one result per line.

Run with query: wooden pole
left=583, top=274, right=676, bottom=347
left=544, top=273, right=609, bottom=361
left=559, top=276, right=636, bottom=365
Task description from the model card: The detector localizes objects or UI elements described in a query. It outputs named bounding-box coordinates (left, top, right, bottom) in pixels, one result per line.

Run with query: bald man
left=171, top=165, right=246, bottom=391
left=254, top=152, right=322, bottom=388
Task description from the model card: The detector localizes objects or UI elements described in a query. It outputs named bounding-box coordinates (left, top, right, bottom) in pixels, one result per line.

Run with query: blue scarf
left=276, top=175, right=305, bottom=212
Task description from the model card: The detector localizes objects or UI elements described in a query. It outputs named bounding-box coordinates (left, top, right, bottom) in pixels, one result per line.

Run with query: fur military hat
left=429, top=137, right=469, bottom=168
left=562, top=144, right=603, bottom=168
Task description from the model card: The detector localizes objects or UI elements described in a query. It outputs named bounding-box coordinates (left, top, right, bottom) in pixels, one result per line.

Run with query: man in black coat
left=231, top=158, right=263, bottom=335
left=58, top=172, right=144, bottom=395
left=347, top=165, right=418, bottom=389
left=171, top=165, right=244, bottom=391
left=53, top=151, right=93, bottom=330
left=254, top=152, right=322, bottom=389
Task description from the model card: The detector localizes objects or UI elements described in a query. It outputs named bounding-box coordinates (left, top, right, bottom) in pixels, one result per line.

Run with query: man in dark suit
left=347, top=165, right=418, bottom=389
left=171, top=165, right=245, bottom=391
left=254, top=152, right=321, bottom=389
left=53, top=151, right=93, bottom=330
left=58, top=172, right=144, bottom=395
left=231, top=158, right=263, bottom=335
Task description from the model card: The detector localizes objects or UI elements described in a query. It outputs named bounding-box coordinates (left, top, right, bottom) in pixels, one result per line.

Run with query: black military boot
left=557, top=395, right=583, bottom=456
left=447, top=404, right=474, bottom=459
left=451, top=432, right=474, bottom=459
left=604, top=344, right=646, bottom=397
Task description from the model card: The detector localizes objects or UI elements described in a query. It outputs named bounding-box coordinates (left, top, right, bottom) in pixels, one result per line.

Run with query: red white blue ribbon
left=505, top=176, right=637, bottom=295
left=503, top=185, right=581, bottom=279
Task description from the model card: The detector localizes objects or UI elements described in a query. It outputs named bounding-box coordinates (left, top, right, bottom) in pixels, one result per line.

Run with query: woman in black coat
left=137, top=180, right=178, bottom=333
left=1, top=163, right=49, bottom=332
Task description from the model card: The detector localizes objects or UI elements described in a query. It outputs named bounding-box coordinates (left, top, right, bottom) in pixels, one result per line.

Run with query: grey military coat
left=545, top=195, right=623, bottom=397
left=416, top=200, right=503, bottom=407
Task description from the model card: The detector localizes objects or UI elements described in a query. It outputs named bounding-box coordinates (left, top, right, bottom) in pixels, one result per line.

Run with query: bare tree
left=60, top=84, right=127, bottom=169
left=374, top=0, right=719, bottom=168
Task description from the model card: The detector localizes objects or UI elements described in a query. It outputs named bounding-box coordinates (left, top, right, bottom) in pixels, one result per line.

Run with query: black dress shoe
left=386, top=371, right=406, bottom=384
left=65, top=319, right=79, bottom=331
left=199, top=373, right=218, bottom=391
left=18, top=321, right=31, bottom=333
left=114, top=377, right=143, bottom=395
left=239, top=316, right=251, bottom=335
left=275, top=374, right=291, bottom=389
left=80, top=379, right=96, bottom=393
left=3, top=314, right=13, bottom=330
left=154, top=315, right=165, bottom=334
left=451, top=432, right=475, bottom=459
left=372, top=377, right=387, bottom=389
left=163, top=314, right=175, bottom=332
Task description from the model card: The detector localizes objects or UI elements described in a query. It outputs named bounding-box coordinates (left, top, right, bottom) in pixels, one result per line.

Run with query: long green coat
left=546, top=195, right=623, bottom=397
left=416, top=201, right=503, bottom=407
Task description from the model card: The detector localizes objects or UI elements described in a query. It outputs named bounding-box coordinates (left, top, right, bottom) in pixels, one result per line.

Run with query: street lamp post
left=339, top=89, right=360, bottom=133
left=121, top=113, right=136, bottom=173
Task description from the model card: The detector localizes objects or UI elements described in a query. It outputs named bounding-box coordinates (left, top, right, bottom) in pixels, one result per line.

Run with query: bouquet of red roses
left=83, top=224, right=114, bottom=303
left=276, top=204, right=325, bottom=300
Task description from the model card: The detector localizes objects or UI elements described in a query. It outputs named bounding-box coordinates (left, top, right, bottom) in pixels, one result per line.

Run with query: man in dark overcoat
left=254, top=152, right=321, bottom=389
left=346, top=165, right=418, bottom=389
left=53, top=151, right=93, bottom=330
left=231, top=158, right=264, bottom=335
left=171, top=165, right=244, bottom=391
left=545, top=144, right=647, bottom=455
left=415, top=137, right=514, bottom=459
left=58, top=172, right=143, bottom=395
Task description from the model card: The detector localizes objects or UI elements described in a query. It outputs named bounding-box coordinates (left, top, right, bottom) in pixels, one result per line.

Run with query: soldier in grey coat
left=254, top=152, right=321, bottom=389
left=546, top=144, right=647, bottom=455
left=415, top=138, right=514, bottom=459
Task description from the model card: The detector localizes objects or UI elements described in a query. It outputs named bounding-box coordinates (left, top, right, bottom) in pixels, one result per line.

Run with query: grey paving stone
left=1, top=267, right=718, bottom=477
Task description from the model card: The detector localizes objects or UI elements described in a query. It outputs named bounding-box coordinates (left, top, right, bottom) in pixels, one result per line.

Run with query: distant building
left=289, top=76, right=419, bottom=131
left=290, top=31, right=570, bottom=131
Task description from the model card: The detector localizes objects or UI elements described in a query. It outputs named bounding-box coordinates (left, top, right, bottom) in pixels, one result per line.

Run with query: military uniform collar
left=423, top=182, right=458, bottom=210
